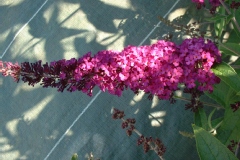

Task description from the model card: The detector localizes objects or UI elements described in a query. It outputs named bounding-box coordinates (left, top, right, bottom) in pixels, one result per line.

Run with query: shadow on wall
left=0, top=0, right=46, bottom=56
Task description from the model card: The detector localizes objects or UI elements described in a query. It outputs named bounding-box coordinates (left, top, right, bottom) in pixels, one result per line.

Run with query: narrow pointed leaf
left=219, top=43, right=240, bottom=56
left=212, top=62, right=240, bottom=93
left=205, top=14, right=226, bottom=22
left=216, top=109, right=240, bottom=145
left=205, top=80, right=236, bottom=108
left=195, top=108, right=208, bottom=130
left=208, top=109, right=216, bottom=130
left=192, top=124, right=238, bottom=160
left=214, top=7, right=225, bottom=38
left=211, top=117, right=224, bottom=129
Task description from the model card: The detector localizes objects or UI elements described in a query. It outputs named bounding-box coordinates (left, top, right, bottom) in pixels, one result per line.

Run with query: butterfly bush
left=192, top=0, right=221, bottom=10
left=0, top=37, right=221, bottom=100
left=191, top=0, right=221, bottom=6
left=0, top=61, right=20, bottom=82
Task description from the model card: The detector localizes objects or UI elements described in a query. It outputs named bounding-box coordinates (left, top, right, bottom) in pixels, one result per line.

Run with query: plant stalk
left=235, top=140, right=240, bottom=157
left=121, top=118, right=164, bottom=160
left=173, top=95, right=224, bottom=110
left=219, top=0, right=240, bottom=32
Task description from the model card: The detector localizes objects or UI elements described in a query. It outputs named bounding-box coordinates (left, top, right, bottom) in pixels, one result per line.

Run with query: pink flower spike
left=0, top=61, right=21, bottom=82
left=0, top=37, right=221, bottom=99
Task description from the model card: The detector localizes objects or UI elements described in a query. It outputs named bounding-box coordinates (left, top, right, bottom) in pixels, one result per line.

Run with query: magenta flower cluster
left=209, top=0, right=221, bottom=7
left=0, top=37, right=221, bottom=100
left=227, top=140, right=240, bottom=153
left=73, top=37, right=221, bottom=99
left=192, top=0, right=221, bottom=10
left=230, top=1, right=240, bottom=9
left=191, top=0, right=221, bottom=6
left=230, top=101, right=240, bottom=112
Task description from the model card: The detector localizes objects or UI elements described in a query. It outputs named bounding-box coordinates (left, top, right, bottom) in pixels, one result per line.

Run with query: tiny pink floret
left=0, top=61, right=21, bottom=82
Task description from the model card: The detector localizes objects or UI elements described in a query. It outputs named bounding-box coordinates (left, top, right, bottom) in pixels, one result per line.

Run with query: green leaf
left=205, top=80, right=236, bottom=108
left=214, top=7, right=225, bottom=38
left=195, top=108, right=208, bottom=130
left=232, top=7, right=240, bottom=38
left=225, top=14, right=234, bottom=24
left=212, top=62, right=240, bottom=93
left=211, top=117, right=224, bottom=129
left=232, top=22, right=240, bottom=39
left=71, top=153, right=78, bottom=160
left=231, top=57, right=240, bottom=78
left=216, top=109, right=240, bottom=145
left=205, top=14, right=226, bottom=22
left=179, top=131, right=194, bottom=139
left=225, top=29, right=240, bottom=44
left=215, top=19, right=225, bottom=38
left=192, top=124, right=238, bottom=160
left=219, top=43, right=240, bottom=56
left=237, top=91, right=240, bottom=96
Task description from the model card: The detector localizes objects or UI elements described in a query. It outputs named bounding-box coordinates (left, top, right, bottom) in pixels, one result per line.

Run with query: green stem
left=149, top=113, right=162, bottom=126
left=209, top=120, right=223, bottom=135
left=121, top=118, right=164, bottom=160
left=173, top=95, right=224, bottom=110
left=219, top=0, right=240, bottom=32
left=208, top=109, right=216, bottom=130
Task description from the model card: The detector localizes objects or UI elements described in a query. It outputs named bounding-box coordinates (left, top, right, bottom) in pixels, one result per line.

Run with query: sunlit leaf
left=71, top=153, right=78, bottom=160
left=212, top=62, right=240, bottom=93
